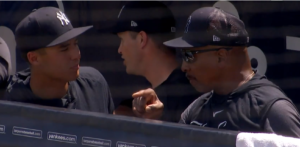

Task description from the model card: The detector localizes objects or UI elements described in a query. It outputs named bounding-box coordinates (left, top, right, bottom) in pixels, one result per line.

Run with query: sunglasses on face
left=180, top=47, right=232, bottom=63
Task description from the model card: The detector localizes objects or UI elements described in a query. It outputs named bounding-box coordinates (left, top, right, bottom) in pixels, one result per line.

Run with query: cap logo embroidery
left=57, top=11, right=70, bottom=26
left=171, top=27, right=176, bottom=33
left=213, top=35, right=221, bottom=41
left=184, top=16, right=192, bottom=33
left=118, top=5, right=125, bottom=18
left=131, top=21, right=138, bottom=27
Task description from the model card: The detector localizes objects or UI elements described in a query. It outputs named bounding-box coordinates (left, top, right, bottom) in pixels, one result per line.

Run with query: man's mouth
left=71, top=64, right=79, bottom=70
left=186, top=74, right=196, bottom=81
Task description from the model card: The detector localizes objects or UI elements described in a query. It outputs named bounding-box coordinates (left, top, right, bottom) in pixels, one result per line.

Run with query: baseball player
left=112, top=1, right=201, bottom=122
left=131, top=7, right=300, bottom=138
left=2, top=7, right=114, bottom=114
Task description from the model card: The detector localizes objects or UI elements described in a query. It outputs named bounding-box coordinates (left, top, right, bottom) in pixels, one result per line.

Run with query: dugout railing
left=0, top=100, right=238, bottom=147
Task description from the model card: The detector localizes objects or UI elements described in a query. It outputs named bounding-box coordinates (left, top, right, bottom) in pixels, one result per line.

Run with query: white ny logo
left=184, top=16, right=192, bottom=33
left=57, top=11, right=70, bottom=26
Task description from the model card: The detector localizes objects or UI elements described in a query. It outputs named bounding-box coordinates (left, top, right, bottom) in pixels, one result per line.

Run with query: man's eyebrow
left=59, top=42, right=70, bottom=48
left=59, top=39, right=78, bottom=48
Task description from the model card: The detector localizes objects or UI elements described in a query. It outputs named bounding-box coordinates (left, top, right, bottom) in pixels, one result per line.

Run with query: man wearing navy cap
left=113, top=1, right=201, bottom=122
left=133, top=7, right=300, bottom=138
left=2, top=7, right=114, bottom=114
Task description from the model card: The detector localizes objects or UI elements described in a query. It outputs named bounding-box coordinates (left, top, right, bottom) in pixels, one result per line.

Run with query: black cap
left=15, top=7, right=93, bottom=52
left=164, top=7, right=249, bottom=48
left=113, top=1, right=176, bottom=34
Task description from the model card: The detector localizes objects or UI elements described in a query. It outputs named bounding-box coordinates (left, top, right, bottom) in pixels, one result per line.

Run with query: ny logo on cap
left=57, top=11, right=70, bottom=26
left=118, top=5, right=125, bottom=18
left=184, top=16, right=192, bottom=33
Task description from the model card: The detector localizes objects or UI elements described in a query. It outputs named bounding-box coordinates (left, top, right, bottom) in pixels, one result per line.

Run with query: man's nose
left=181, top=60, right=190, bottom=73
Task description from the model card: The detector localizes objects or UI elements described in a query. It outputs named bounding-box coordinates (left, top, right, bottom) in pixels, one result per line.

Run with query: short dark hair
left=21, top=48, right=47, bottom=63
left=21, top=51, right=29, bottom=62
left=129, top=31, right=176, bottom=54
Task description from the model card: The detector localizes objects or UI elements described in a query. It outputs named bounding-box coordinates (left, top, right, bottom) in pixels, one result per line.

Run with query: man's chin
left=125, top=68, right=140, bottom=76
left=75, top=70, right=80, bottom=78
left=193, top=85, right=211, bottom=94
left=125, top=68, right=134, bottom=75
left=68, top=71, right=80, bottom=81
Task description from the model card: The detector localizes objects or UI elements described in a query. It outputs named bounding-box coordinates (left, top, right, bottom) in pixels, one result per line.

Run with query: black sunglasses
left=180, top=47, right=232, bottom=63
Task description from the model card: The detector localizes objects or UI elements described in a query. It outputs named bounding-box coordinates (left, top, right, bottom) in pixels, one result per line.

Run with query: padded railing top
left=0, top=100, right=238, bottom=147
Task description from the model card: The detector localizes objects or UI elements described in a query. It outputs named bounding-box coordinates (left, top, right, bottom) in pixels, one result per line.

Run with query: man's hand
left=113, top=105, right=136, bottom=117
left=132, top=88, right=164, bottom=119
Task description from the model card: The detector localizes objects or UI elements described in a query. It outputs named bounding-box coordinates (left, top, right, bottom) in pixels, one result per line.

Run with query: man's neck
left=30, top=71, right=69, bottom=99
left=142, top=54, right=179, bottom=89
left=212, top=48, right=256, bottom=95
left=213, top=68, right=254, bottom=95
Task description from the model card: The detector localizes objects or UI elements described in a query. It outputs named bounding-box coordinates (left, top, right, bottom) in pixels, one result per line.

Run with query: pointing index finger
left=132, top=90, right=145, bottom=98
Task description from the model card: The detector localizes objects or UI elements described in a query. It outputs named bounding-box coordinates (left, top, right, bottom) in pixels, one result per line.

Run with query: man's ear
left=137, top=31, right=148, bottom=49
left=27, top=51, right=40, bottom=65
left=217, top=49, right=229, bottom=63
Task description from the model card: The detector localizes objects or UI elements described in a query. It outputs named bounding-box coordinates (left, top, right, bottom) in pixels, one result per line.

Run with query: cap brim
left=47, top=25, right=93, bottom=47
left=0, top=37, right=11, bottom=64
left=163, top=37, right=205, bottom=48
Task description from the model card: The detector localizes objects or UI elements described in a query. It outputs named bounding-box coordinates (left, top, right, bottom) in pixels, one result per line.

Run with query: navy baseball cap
left=112, top=1, right=176, bottom=34
left=164, top=7, right=249, bottom=48
left=15, top=7, right=93, bottom=52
